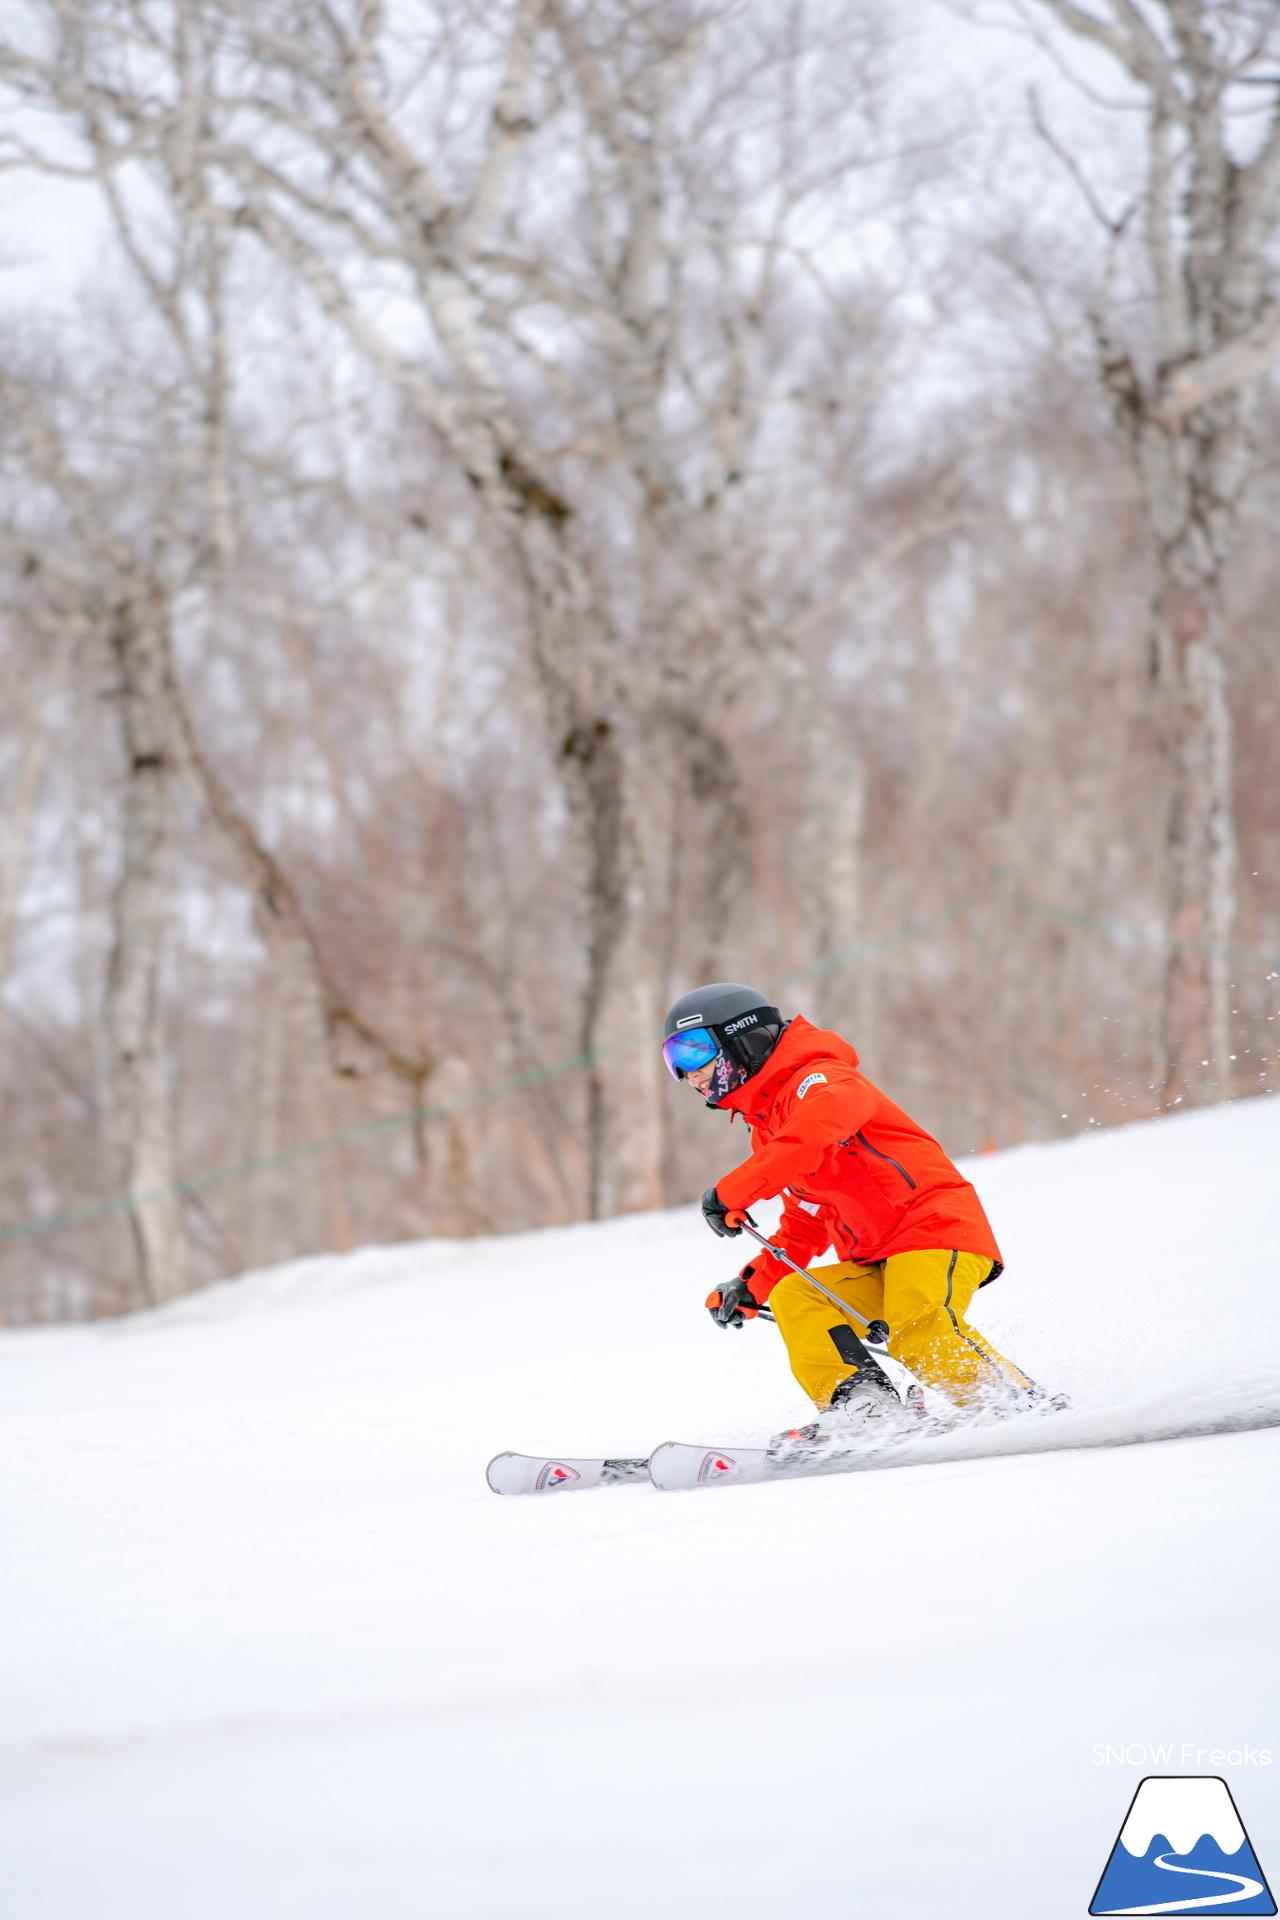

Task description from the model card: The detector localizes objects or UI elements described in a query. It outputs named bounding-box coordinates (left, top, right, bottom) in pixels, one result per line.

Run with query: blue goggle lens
left=662, top=1027, right=720, bottom=1079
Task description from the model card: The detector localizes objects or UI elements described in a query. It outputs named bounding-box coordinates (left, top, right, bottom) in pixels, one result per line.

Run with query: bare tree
left=0, top=7, right=452, bottom=1242
left=535, top=3, right=873, bottom=1022
left=0, top=1, right=912, bottom=1215
left=1028, top=0, right=1280, bottom=1102
left=0, top=360, right=189, bottom=1302
left=191, top=0, right=669, bottom=1216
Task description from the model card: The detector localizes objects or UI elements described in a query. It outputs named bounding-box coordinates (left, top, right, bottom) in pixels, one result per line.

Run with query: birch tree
left=531, top=2, right=876, bottom=1021
left=9, top=0, right=908, bottom=1213
left=0, top=361, right=190, bottom=1303
left=1029, top=0, right=1280, bottom=1102
left=198, top=0, right=908, bottom=1198
left=0, top=9, right=444, bottom=1248
left=199, top=0, right=667, bottom=1216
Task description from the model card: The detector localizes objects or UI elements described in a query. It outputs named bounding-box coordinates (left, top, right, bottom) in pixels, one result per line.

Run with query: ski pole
left=737, top=1216, right=889, bottom=1349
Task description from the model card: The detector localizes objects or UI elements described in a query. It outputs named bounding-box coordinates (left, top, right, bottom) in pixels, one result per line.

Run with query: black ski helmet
left=662, top=982, right=785, bottom=1106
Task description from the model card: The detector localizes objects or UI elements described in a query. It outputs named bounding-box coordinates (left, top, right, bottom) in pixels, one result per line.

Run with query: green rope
left=1002, top=892, right=1280, bottom=971
left=1, top=893, right=1275, bottom=1246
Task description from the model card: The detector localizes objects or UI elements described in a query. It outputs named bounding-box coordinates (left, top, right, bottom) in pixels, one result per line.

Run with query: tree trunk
left=1150, top=530, right=1235, bottom=1103
left=103, top=595, right=187, bottom=1305
left=0, top=640, right=70, bottom=1070
left=516, top=509, right=662, bottom=1221
left=777, top=652, right=866, bottom=1030
left=245, top=980, right=284, bottom=1270
left=560, top=715, right=662, bottom=1219
left=1130, top=394, right=1244, bottom=1105
left=1035, top=0, right=1280, bottom=1104
left=418, top=1054, right=484, bottom=1236
left=286, top=1017, right=353, bottom=1256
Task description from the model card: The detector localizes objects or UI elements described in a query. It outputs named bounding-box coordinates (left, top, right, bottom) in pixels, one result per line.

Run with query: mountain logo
left=534, top=1461, right=581, bottom=1490
left=1090, top=1776, right=1275, bottom=1915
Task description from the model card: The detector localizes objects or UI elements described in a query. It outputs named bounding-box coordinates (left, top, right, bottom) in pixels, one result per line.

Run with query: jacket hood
left=718, top=1014, right=860, bottom=1120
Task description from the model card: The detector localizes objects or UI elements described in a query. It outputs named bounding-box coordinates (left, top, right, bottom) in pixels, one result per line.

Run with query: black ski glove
left=701, top=1186, right=746, bottom=1238
left=705, top=1270, right=760, bottom=1329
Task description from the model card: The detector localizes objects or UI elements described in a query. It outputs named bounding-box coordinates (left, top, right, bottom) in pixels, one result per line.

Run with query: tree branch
left=1160, top=300, right=1280, bottom=417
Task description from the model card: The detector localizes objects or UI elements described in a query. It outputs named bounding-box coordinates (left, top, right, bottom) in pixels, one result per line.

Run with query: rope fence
left=2, top=891, right=1277, bottom=1247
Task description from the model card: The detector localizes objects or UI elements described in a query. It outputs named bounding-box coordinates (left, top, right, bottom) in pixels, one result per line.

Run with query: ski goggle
left=662, top=1026, right=721, bottom=1080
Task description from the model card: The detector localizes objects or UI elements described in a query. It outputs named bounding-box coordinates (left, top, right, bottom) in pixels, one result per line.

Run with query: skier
left=663, top=982, right=1050, bottom=1452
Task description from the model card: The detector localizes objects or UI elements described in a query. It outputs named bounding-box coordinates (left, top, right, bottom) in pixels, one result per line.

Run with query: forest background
left=0, top=0, right=1277, bottom=1321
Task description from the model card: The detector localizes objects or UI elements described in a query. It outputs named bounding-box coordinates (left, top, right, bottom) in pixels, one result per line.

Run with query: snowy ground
left=3, top=1097, right=1280, bottom=1918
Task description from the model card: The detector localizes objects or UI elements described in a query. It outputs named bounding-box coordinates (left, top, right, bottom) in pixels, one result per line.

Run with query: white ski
left=647, top=1442, right=772, bottom=1490
left=647, top=1430, right=976, bottom=1489
left=486, top=1452, right=650, bottom=1496
left=646, top=1399, right=1102, bottom=1490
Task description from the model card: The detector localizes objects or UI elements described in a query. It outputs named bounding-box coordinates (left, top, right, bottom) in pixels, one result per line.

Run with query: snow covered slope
left=2, top=1098, right=1279, bottom=1919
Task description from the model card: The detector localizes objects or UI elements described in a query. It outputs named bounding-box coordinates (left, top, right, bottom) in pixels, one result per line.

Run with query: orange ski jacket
left=714, top=1016, right=1002, bottom=1302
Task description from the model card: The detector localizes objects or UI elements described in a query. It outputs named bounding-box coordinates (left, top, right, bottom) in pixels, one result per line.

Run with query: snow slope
left=2, top=1097, right=1279, bottom=1919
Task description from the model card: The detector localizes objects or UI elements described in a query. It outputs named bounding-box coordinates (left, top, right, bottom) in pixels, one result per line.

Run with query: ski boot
left=766, top=1358, right=920, bottom=1465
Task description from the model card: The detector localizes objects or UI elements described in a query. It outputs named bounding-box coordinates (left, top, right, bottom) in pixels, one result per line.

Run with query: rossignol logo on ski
left=534, top=1461, right=581, bottom=1490
left=1090, top=1776, right=1275, bottom=1915
left=697, top=1451, right=737, bottom=1482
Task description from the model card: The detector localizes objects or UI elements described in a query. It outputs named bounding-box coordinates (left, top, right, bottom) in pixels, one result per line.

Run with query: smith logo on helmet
left=724, top=1013, right=760, bottom=1034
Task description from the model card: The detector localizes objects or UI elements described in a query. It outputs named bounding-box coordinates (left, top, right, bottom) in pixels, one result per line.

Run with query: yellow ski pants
left=767, top=1249, right=1033, bottom=1411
